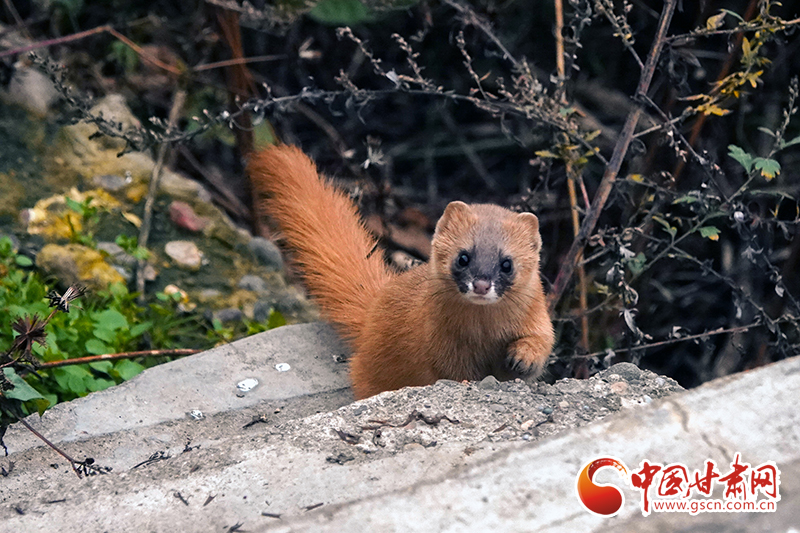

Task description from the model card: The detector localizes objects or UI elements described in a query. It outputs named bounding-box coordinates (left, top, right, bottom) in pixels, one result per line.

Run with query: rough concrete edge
left=4, top=323, right=351, bottom=454
left=263, top=356, right=800, bottom=532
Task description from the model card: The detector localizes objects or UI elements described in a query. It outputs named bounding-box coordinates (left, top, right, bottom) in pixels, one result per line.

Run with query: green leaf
left=757, top=127, right=775, bottom=138
left=623, top=253, right=647, bottom=276
left=89, top=361, right=114, bottom=374
left=253, top=121, right=276, bottom=151
left=64, top=196, right=83, bottom=213
left=14, top=255, right=33, bottom=267
left=719, top=8, right=744, bottom=22
left=43, top=394, right=59, bottom=410
left=113, top=359, right=145, bottom=381
left=129, top=321, right=153, bottom=337
left=780, top=134, right=800, bottom=150
left=108, top=282, right=128, bottom=298
left=32, top=398, right=52, bottom=416
left=673, top=195, right=698, bottom=204
left=94, top=309, right=128, bottom=331
left=652, top=216, right=677, bottom=239
left=2, top=368, right=46, bottom=402
left=309, top=0, right=374, bottom=25
left=753, top=158, right=781, bottom=180
left=86, top=377, right=116, bottom=393
left=728, top=145, right=754, bottom=172
left=53, top=366, right=91, bottom=395
left=92, top=328, right=116, bottom=343
left=267, top=309, right=287, bottom=330
left=85, top=339, right=110, bottom=355
left=698, top=226, right=721, bottom=241
left=0, top=236, right=14, bottom=257
left=109, top=40, right=139, bottom=72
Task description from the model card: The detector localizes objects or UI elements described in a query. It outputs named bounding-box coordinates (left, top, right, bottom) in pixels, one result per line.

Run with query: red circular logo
left=576, top=457, right=628, bottom=516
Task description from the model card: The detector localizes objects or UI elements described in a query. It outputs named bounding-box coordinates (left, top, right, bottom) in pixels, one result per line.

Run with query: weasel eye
left=457, top=252, right=470, bottom=268
left=500, top=258, right=513, bottom=274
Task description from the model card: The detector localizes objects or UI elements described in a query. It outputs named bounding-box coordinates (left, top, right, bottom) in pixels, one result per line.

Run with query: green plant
left=64, top=195, right=101, bottom=247
left=0, top=238, right=195, bottom=408
left=0, top=233, right=288, bottom=411
left=115, top=234, right=150, bottom=261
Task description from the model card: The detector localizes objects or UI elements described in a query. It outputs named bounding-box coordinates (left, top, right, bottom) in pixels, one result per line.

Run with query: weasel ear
left=516, top=212, right=541, bottom=252
left=434, top=201, right=473, bottom=237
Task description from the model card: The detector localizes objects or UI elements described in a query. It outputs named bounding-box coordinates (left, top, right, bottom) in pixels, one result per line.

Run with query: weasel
left=249, top=144, right=555, bottom=399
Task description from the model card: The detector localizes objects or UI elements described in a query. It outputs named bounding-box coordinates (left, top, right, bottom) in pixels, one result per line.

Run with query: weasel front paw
left=505, top=337, right=550, bottom=378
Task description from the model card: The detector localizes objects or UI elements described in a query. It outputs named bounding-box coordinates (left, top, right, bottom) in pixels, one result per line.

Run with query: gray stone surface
left=3, top=323, right=350, bottom=455
left=0, top=322, right=796, bottom=533
left=273, top=357, right=799, bottom=532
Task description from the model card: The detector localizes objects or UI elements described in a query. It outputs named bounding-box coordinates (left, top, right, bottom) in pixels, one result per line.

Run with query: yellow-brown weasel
left=249, top=144, right=554, bottom=399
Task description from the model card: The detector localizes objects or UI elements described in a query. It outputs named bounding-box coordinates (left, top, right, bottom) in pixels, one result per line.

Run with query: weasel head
left=431, top=201, right=542, bottom=306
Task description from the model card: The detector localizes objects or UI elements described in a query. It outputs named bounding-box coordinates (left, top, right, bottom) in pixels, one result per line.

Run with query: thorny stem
left=548, top=0, right=677, bottom=313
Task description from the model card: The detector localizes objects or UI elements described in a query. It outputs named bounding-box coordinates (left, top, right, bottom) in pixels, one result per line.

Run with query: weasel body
left=249, top=144, right=554, bottom=399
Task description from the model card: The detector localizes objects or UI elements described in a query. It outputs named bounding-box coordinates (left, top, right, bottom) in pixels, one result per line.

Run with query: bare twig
left=0, top=24, right=110, bottom=60
left=548, top=0, right=677, bottom=313
left=193, top=54, right=284, bottom=72
left=16, top=418, right=82, bottom=478
left=554, top=0, right=589, bottom=355
left=573, top=321, right=771, bottom=360
left=38, top=349, right=199, bottom=369
left=136, top=89, right=187, bottom=303
left=441, top=0, right=521, bottom=70
left=0, top=24, right=181, bottom=77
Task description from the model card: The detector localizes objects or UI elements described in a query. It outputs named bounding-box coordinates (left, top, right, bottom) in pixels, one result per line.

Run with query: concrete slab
left=267, top=356, right=800, bottom=532
left=3, top=323, right=352, bottom=454
left=1, top=319, right=794, bottom=532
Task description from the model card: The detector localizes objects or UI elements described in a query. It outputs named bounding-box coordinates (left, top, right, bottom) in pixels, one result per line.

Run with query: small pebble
left=237, top=378, right=259, bottom=393
left=478, top=375, right=501, bottom=390
left=164, top=241, right=202, bottom=270
left=92, top=174, right=130, bottom=192
left=248, top=237, right=284, bottom=271
left=169, top=201, right=209, bottom=232
left=238, top=274, right=268, bottom=294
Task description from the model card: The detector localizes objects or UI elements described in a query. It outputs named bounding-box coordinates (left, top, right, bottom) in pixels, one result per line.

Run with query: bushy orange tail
left=248, top=144, right=392, bottom=342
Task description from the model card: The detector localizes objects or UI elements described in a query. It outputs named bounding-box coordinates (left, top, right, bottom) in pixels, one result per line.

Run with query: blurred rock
left=36, top=243, right=125, bottom=290
left=1, top=62, right=59, bottom=116
left=164, top=240, right=202, bottom=270
left=169, top=200, right=209, bottom=232
left=248, top=236, right=284, bottom=271
left=91, top=174, right=131, bottom=192
left=237, top=274, right=268, bottom=294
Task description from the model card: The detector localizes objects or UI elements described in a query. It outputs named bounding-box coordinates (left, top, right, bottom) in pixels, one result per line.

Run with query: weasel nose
left=473, top=279, right=492, bottom=295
